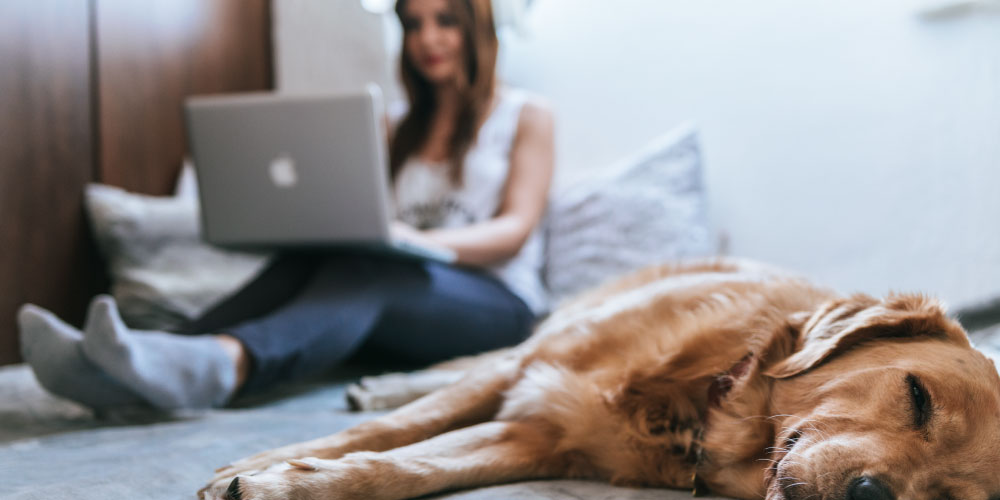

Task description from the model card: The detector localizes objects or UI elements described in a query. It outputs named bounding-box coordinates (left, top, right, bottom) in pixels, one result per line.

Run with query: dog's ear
left=765, top=293, right=968, bottom=379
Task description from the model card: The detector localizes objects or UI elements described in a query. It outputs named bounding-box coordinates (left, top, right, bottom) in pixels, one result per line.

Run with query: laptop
left=183, top=85, right=456, bottom=263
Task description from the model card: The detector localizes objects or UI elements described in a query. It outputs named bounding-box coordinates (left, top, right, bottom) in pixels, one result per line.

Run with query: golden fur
left=199, top=258, right=1000, bottom=500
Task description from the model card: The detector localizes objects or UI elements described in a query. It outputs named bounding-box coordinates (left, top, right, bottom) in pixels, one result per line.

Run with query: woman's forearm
left=424, top=215, right=535, bottom=267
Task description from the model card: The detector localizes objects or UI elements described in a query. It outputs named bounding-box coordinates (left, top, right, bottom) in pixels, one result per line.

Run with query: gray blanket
left=6, top=322, right=998, bottom=500
left=0, top=364, right=708, bottom=500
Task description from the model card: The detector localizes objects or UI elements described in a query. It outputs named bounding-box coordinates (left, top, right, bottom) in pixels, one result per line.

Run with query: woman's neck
left=432, top=81, right=499, bottom=122
left=434, top=85, right=461, bottom=119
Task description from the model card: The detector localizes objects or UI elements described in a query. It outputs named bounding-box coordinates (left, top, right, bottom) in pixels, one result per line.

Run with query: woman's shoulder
left=502, top=87, right=550, bottom=113
left=496, top=87, right=551, bottom=130
left=503, top=88, right=553, bottom=136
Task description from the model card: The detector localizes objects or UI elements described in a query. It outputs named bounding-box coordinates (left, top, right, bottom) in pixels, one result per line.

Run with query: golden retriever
left=198, top=258, right=1000, bottom=500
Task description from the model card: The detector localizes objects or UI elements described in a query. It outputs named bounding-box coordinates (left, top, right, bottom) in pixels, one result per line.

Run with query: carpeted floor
left=0, top=363, right=707, bottom=500
left=4, top=322, right=998, bottom=500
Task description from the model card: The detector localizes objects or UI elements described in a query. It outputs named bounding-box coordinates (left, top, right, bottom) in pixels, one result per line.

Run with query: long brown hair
left=390, top=0, right=499, bottom=185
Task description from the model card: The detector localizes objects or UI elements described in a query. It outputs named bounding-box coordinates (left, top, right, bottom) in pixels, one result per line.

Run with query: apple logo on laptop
left=268, top=153, right=298, bottom=188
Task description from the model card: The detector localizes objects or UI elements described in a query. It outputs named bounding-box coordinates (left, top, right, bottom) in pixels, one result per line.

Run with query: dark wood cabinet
left=0, top=0, right=99, bottom=367
left=0, top=0, right=272, bottom=365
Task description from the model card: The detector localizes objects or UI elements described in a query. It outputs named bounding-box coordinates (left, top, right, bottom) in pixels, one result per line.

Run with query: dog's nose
left=848, top=477, right=894, bottom=500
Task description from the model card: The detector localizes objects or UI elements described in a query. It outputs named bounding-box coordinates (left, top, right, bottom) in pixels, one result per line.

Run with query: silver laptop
left=184, top=85, right=455, bottom=263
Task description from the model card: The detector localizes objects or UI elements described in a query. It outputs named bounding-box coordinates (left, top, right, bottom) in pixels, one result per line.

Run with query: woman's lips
left=423, top=55, right=446, bottom=67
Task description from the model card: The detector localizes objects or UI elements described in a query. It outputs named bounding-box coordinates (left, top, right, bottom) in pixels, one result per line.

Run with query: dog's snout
left=848, top=477, right=894, bottom=500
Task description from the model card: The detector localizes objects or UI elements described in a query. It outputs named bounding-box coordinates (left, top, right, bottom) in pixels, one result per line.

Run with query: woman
left=17, top=0, right=554, bottom=410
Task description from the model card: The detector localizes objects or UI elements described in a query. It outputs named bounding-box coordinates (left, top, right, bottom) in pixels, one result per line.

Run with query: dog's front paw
left=198, top=468, right=259, bottom=500
left=198, top=473, right=245, bottom=500
left=200, top=447, right=307, bottom=498
left=198, top=458, right=338, bottom=500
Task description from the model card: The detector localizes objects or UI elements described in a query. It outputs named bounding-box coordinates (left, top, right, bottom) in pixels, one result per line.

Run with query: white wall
left=274, top=0, right=401, bottom=101
left=275, top=0, right=1000, bottom=308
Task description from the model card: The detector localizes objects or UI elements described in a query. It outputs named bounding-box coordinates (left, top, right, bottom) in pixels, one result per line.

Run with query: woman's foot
left=18, top=304, right=145, bottom=410
left=81, top=295, right=239, bottom=410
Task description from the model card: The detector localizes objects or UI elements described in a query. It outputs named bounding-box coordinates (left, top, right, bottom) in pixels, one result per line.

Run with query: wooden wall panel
left=0, top=1, right=102, bottom=365
left=0, top=0, right=271, bottom=366
left=96, top=0, right=273, bottom=195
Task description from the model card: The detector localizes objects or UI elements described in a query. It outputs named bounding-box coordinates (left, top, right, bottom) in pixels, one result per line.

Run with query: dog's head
left=763, top=293, right=1000, bottom=500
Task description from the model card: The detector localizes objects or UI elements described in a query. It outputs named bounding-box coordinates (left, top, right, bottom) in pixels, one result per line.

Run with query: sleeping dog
left=199, top=259, right=1000, bottom=500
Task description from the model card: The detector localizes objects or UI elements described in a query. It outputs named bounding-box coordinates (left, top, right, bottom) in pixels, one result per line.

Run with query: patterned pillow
left=543, top=123, right=716, bottom=306
left=84, top=167, right=271, bottom=330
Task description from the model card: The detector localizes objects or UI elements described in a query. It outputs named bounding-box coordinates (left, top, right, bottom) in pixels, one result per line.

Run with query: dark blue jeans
left=182, top=252, right=535, bottom=395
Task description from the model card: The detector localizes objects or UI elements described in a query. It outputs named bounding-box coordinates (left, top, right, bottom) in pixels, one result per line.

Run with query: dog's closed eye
left=906, top=374, right=932, bottom=431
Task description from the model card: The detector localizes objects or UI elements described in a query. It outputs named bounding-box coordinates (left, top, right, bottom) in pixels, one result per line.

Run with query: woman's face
left=401, top=0, right=465, bottom=86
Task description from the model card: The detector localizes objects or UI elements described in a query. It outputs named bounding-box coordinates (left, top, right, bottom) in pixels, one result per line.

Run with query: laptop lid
left=184, top=86, right=393, bottom=249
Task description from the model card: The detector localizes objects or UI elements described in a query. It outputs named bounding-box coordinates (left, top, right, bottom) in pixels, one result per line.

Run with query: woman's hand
left=389, top=221, right=426, bottom=245
left=390, top=221, right=455, bottom=256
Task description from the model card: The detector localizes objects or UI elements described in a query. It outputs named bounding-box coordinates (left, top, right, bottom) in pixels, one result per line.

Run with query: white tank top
left=391, top=88, right=548, bottom=314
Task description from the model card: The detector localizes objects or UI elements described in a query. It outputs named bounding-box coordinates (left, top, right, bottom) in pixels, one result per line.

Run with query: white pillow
left=543, top=123, right=716, bottom=305
left=85, top=167, right=271, bottom=330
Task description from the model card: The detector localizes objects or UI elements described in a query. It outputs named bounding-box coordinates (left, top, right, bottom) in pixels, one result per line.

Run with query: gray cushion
left=543, top=122, right=716, bottom=305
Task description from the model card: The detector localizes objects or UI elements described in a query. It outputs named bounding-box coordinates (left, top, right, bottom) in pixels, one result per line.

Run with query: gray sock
left=81, top=295, right=237, bottom=410
left=18, top=304, right=146, bottom=410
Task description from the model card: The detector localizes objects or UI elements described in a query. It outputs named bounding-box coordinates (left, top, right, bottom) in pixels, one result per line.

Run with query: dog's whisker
left=766, top=414, right=797, bottom=420
left=802, top=426, right=830, bottom=441
left=815, top=470, right=840, bottom=481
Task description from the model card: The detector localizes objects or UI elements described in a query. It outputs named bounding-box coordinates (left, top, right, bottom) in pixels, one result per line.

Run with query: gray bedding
left=5, top=323, right=998, bottom=500
left=0, top=363, right=710, bottom=500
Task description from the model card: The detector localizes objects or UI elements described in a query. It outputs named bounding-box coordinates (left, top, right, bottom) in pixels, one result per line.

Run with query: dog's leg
left=200, top=355, right=522, bottom=497
left=345, top=348, right=515, bottom=412
left=346, top=369, right=465, bottom=411
left=424, top=347, right=515, bottom=372
left=206, top=420, right=569, bottom=500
